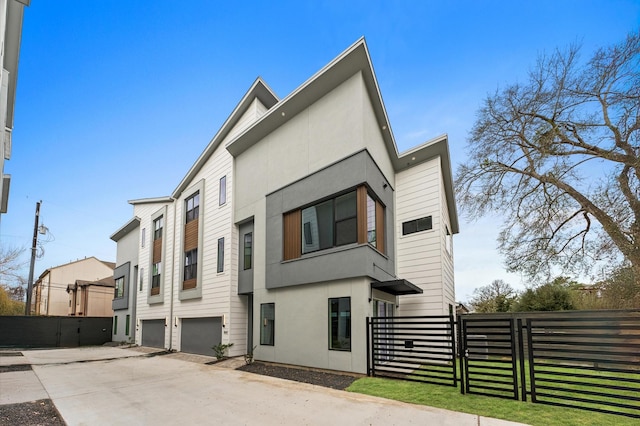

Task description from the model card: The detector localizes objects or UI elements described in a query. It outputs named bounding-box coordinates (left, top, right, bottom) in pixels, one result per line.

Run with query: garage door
left=141, top=319, right=165, bottom=348
left=181, top=317, right=222, bottom=356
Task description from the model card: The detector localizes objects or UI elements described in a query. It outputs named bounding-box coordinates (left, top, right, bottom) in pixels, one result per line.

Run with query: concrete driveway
left=0, top=347, right=526, bottom=426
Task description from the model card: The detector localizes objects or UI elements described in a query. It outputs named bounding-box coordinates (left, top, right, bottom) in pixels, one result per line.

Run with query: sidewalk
left=0, top=347, right=528, bottom=426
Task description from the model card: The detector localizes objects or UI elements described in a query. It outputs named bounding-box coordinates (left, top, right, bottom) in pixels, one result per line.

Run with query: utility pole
left=24, top=200, right=41, bottom=316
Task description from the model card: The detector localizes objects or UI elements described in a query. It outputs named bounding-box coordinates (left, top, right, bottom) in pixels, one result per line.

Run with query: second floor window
left=301, top=190, right=357, bottom=254
left=151, top=262, right=161, bottom=295
left=184, top=249, right=197, bottom=281
left=284, top=185, right=385, bottom=260
left=186, top=192, right=200, bottom=223
left=114, top=276, right=124, bottom=299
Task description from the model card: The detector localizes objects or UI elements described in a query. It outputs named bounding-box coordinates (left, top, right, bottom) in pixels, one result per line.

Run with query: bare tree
left=456, top=32, right=640, bottom=280
left=469, top=280, right=517, bottom=313
left=0, top=246, right=28, bottom=295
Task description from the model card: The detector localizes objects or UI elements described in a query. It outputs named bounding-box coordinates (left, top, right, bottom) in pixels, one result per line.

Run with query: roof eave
left=110, top=217, right=140, bottom=242
left=128, top=196, right=173, bottom=206
left=172, top=78, right=279, bottom=198
left=394, top=134, right=459, bottom=234
left=226, top=37, right=397, bottom=159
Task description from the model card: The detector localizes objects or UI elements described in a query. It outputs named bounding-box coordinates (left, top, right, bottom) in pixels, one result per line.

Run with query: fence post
left=509, top=318, right=519, bottom=400
left=517, top=318, right=527, bottom=402
left=366, top=317, right=371, bottom=376
left=459, top=316, right=466, bottom=395
left=526, top=318, right=537, bottom=403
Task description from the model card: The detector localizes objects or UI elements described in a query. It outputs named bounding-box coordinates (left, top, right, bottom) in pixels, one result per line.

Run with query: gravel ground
left=0, top=400, right=65, bottom=426
left=237, top=361, right=359, bottom=390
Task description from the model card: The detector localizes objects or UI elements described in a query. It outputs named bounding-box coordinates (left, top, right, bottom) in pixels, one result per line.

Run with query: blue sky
left=1, top=1, right=638, bottom=302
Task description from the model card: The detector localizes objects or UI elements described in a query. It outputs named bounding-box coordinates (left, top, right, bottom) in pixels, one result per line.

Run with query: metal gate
left=459, top=317, right=519, bottom=399
left=367, top=315, right=457, bottom=386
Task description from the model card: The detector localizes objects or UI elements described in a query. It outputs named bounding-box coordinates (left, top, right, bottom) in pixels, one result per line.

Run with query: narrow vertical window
left=244, top=233, right=252, bottom=270
left=125, top=314, right=130, bottom=336
left=329, top=297, right=351, bottom=351
left=185, top=192, right=199, bottom=223
left=151, top=262, right=161, bottom=295
left=113, top=315, right=118, bottom=335
left=114, top=276, right=125, bottom=299
left=366, top=194, right=376, bottom=245
left=217, top=237, right=225, bottom=273
left=260, top=303, right=275, bottom=345
left=184, top=248, right=198, bottom=288
left=219, top=176, right=227, bottom=206
left=445, top=225, right=452, bottom=256
left=151, top=216, right=163, bottom=296
left=139, top=267, right=144, bottom=292
left=141, top=228, right=146, bottom=247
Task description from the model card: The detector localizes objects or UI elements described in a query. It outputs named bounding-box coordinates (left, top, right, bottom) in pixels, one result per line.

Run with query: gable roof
left=224, top=38, right=459, bottom=233
left=37, top=257, right=115, bottom=281
left=171, top=78, right=279, bottom=198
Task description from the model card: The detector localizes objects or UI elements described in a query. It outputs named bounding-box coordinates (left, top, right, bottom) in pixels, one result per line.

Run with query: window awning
left=371, top=279, right=423, bottom=296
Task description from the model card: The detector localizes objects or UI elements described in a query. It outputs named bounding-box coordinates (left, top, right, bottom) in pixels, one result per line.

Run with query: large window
left=244, top=233, right=252, bottom=270
left=260, top=303, right=274, bottom=345
left=185, top=192, right=200, bottom=223
left=184, top=249, right=197, bottom=281
left=219, top=176, right=227, bottom=206
left=329, top=297, right=351, bottom=351
left=217, top=237, right=225, bottom=273
left=301, top=190, right=357, bottom=254
left=114, top=276, right=125, bottom=299
left=284, top=185, right=385, bottom=260
left=402, top=216, right=432, bottom=235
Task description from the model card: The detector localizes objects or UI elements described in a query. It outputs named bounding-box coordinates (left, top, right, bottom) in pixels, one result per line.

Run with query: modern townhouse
left=113, top=38, right=458, bottom=373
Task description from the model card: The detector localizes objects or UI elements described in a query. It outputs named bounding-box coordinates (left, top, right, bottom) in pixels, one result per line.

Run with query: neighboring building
left=110, top=217, right=140, bottom=343
left=66, top=277, right=115, bottom=317
left=0, top=0, right=29, bottom=215
left=114, top=38, right=458, bottom=373
left=32, top=257, right=115, bottom=316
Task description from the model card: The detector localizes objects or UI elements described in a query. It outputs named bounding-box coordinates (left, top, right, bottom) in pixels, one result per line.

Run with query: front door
left=373, top=300, right=394, bottom=360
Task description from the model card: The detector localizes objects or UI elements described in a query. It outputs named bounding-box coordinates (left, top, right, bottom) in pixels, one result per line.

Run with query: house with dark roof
left=113, top=38, right=458, bottom=373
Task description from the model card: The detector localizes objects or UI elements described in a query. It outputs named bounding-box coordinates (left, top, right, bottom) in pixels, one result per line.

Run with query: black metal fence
left=367, top=315, right=457, bottom=386
left=521, top=315, right=640, bottom=418
left=460, top=317, right=519, bottom=400
left=366, top=310, right=640, bottom=419
left=0, top=316, right=113, bottom=348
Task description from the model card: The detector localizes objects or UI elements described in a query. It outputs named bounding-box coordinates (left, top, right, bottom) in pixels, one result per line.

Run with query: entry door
left=373, top=300, right=394, bottom=360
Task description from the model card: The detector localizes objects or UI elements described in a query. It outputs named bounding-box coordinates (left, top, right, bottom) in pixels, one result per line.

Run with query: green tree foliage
left=515, top=277, right=575, bottom=311
left=456, top=32, right=640, bottom=281
left=469, top=280, right=517, bottom=313
left=598, top=266, right=640, bottom=309
left=0, top=285, right=24, bottom=315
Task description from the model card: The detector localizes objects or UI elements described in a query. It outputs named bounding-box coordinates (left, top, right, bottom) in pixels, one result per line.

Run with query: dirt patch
left=0, top=364, right=32, bottom=373
left=237, top=361, right=359, bottom=390
left=0, top=399, right=65, bottom=426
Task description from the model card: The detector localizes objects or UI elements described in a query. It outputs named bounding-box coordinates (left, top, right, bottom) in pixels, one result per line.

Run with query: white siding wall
left=395, top=156, right=447, bottom=316
left=134, top=201, right=172, bottom=347
left=171, top=144, right=237, bottom=352
left=440, top=177, right=455, bottom=313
